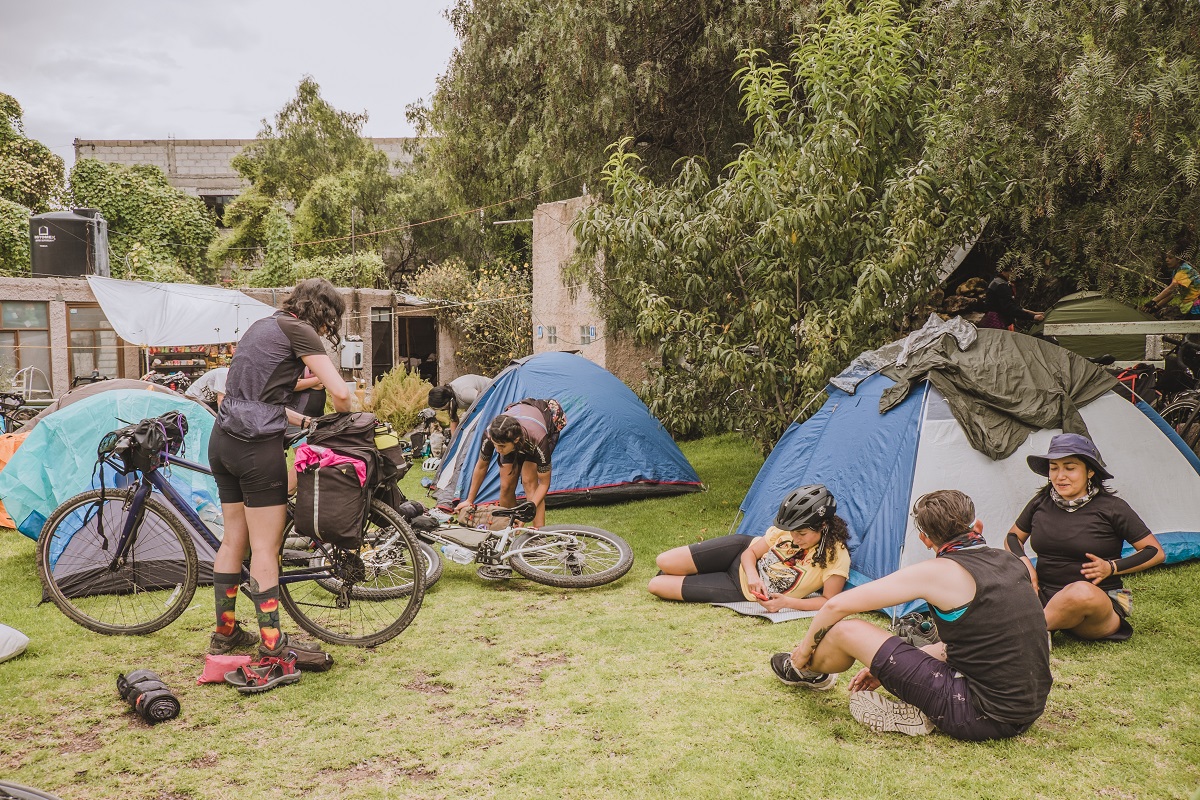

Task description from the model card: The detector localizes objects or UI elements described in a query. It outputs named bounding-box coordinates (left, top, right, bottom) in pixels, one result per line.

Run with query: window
left=579, top=325, right=593, bottom=345
left=68, top=304, right=123, bottom=382
left=0, top=301, right=51, bottom=388
left=200, top=195, right=237, bottom=227
left=547, top=326, right=557, bottom=344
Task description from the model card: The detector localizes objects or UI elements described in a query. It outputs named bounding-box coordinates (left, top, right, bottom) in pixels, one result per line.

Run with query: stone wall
left=530, top=196, right=652, bottom=387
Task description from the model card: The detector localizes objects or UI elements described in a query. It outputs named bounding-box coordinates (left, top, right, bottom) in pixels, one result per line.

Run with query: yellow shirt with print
left=737, top=525, right=851, bottom=601
left=1172, top=265, right=1200, bottom=313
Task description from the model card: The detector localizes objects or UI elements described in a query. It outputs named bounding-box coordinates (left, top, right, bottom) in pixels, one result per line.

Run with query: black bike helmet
left=775, top=484, right=836, bottom=531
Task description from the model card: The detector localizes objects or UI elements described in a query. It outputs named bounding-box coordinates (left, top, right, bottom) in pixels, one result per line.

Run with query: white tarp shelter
left=87, top=276, right=276, bottom=346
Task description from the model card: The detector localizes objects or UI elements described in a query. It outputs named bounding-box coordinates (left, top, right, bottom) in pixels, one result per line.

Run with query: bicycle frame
left=102, top=452, right=336, bottom=587
left=417, top=522, right=582, bottom=565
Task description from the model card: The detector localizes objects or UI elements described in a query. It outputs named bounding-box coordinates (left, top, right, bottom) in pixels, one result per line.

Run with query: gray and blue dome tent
left=433, top=352, right=702, bottom=507
left=737, top=328, right=1200, bottom=615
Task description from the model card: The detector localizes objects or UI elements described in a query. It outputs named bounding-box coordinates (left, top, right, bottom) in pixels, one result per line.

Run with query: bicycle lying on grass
left=412, top=502, right=634, bottom=589
left=36, top=413, right=425, bottom=647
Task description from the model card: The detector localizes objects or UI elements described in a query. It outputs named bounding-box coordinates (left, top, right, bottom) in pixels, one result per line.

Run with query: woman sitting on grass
left=648, top=485, right=851, bottom=612
left=1006, top=433, right=1164, bottom=642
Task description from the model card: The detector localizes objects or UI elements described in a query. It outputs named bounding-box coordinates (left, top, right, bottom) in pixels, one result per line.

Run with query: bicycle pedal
left=476, top=564, right=512, bottom=581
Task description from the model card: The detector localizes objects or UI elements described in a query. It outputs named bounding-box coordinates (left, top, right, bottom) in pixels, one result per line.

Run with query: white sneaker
left=849, top=691, right=935, bottom=736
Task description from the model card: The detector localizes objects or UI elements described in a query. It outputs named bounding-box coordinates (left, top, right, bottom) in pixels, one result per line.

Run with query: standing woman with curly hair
left=206, top=278, right=352, bottom=666
left=649, top=484, right=852, bottom=612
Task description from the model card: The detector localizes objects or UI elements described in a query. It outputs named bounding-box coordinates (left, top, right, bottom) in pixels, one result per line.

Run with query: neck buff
left=936, top=529, right=988, bottom=556
left=1050, top=483, right=1099, bottom=512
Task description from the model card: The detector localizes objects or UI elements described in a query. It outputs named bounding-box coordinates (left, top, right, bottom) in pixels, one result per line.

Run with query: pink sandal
left=224, top=655, right=300, bottom=694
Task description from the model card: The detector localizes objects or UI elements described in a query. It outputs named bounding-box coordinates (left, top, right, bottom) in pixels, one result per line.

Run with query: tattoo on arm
left=811, top=626, right=833, bottom=648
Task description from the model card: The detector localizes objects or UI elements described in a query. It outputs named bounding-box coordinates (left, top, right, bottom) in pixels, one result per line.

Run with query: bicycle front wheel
left=1161, top=397, right=1200, bottom=456
left=37, top=488, right=198, bottom=635
left=279, top=499, right=425, bottom=647
left=509, top=525, right=634, bottom=588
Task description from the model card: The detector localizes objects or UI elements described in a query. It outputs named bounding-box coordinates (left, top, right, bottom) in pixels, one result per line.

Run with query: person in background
left=454, top=397, right=564, bottom=527
left=772, top=490, right=1051, bottom=741
left=428, top=373, right=493, bottom=435
left=978, top=267, right=1044, bottom=330
left=185, top=367, right=229, bottom=414
left=648, top=484, right=850, bottom=612
left=1006, top=433, right=1164, bottom=642
left=1143, top=252, right=1200, bottom=318
left=292, top=366, right=327, bottom=419
left=207, top=278, right=352, bottom=670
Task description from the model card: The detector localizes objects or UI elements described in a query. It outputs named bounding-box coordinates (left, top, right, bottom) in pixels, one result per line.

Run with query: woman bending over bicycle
left=648, top=485, right=851, bottom=612
left=455, top=398, right=566, bottom=528
left=207, top=278, right=352, bottom=658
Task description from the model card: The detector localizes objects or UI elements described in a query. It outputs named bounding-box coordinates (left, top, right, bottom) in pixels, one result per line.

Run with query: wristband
left=1109, top=560, right=1118, bottom=577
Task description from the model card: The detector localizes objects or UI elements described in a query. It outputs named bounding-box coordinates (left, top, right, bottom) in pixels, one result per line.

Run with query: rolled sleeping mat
left=116, top=671, right=181, bottom=723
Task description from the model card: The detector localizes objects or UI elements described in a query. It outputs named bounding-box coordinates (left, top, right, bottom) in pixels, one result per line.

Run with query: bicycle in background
left=0, top=393, right=36, bottom=434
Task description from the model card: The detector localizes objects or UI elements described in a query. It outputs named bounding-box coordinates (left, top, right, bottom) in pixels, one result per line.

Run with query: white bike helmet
left=422, top=457, right=441, bottom=472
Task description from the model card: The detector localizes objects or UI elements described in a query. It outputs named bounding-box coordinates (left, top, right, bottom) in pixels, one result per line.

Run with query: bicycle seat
left=491, top=501, right=536, bottom=522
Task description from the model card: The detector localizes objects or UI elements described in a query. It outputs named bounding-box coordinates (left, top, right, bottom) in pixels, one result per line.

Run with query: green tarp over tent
left=1032, top=291, right=1155, bottom=360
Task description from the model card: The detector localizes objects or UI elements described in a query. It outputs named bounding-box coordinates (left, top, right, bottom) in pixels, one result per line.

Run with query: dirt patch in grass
left=188, top=752, right=219, bottom=769
left=404, top=671, right=452, bottom=694
left=317, top=757, right=439, bottom=790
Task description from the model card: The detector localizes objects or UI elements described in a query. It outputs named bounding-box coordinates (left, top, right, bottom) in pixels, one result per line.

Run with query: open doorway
left=370, top=307, right=394, bottom=384
left=396, top=315, right=438, bottom=384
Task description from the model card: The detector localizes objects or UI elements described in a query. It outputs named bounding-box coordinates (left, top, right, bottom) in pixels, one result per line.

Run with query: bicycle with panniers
left=36, top=410, right=425, bottom=647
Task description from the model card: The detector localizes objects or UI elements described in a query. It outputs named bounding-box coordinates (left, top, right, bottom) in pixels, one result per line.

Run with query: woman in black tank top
left=770, top=490, right=1051, bottom=741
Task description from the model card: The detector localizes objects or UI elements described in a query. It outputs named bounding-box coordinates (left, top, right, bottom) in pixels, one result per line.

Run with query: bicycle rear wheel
left=508, top=525, right=634, bottom=588
left=1161, top=397, right=1200, bottom=456
left=37, top=488, right=198, bottom=635
left=279, top=499, right=425, bottom=647
left=287, top=524, right=442, bottom=598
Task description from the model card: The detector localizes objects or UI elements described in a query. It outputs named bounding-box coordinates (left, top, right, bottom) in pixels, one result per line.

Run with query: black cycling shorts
left=679, top=534, right=754, bottom=603
left=208, top=426, right=288, bottom=508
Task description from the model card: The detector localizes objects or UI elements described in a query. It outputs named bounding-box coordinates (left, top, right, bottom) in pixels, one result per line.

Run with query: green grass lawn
left=1, top=433, right=1198, bottom=799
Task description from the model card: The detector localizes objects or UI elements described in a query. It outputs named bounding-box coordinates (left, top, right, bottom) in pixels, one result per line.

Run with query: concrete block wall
left=73, top=137, right=415, bottom=198
left=530, top=196, right=653, bottom=387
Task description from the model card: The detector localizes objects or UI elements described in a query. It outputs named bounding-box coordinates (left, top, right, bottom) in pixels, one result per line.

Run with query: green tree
left=70, top=159, right=219, bottom=283
left=0, top=196, right=31, bottom=276
left=223, top=77, right=407, bottom=276
left=407, top=1, right=813, bottom=268
left=406, top=259, right=532, bottom=375
left=924, top=0, right=1200, bottom=300
left=0, top=92, right=64, bottom=213
left=574, top=0, right=993, bottom=444
left=247, top=204, right=295, bottom=287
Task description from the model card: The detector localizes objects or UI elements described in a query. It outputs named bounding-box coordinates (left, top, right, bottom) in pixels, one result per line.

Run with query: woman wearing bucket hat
left=1005, top=433, right=1165, bottom=641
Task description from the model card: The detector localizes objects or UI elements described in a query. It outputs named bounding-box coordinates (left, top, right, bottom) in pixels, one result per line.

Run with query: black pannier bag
left=97, top=411, right=189, bottom=475
left=294, top=412, right=381, bottom=549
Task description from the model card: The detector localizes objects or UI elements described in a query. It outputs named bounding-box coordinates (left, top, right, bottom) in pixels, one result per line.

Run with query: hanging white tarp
left=87, top=276, right=276, bottom=346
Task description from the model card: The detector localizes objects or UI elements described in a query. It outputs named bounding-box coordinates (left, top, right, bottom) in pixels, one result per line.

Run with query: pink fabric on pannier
left=294, top=443, right=367, bottom=485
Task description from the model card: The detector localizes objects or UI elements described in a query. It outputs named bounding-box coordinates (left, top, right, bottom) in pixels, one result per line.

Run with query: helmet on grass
left=775, top=484, right=836, bottom=531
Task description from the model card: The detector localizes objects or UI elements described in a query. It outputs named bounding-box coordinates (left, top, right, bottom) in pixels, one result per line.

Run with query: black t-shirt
left=218, top=312, right=328, bottom=440
left=1014, top=491, right=1152, bottom=593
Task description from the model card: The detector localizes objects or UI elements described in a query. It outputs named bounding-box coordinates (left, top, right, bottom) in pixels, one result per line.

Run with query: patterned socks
left=253, top=585, right=282, bottom=651
left=212, top=571, right=240, bottom=636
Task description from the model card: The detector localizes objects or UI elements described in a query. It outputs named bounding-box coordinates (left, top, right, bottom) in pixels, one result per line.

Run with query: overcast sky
left=0, top=1, right=459, bottom=167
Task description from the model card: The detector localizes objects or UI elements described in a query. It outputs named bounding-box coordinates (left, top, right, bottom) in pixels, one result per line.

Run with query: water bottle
left=440, top=544, right=474, bottom=565
left=197, top=500, right=225, bottom=540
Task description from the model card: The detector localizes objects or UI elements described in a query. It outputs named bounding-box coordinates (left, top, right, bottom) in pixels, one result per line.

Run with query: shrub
left=366, top=366, right=433, bottom=432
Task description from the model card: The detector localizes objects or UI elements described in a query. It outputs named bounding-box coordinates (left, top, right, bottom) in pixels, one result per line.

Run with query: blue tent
left=433, top=352, right=702, bottom=507
left=738, top=373, right=1200, bottom=616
